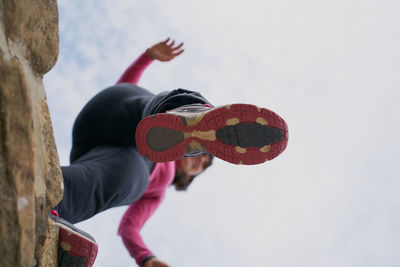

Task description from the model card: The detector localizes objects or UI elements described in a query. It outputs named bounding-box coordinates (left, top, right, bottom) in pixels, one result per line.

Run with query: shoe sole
left=136, top=104, right=288, bottom=165
left=57, top=222, right=98, bottom=267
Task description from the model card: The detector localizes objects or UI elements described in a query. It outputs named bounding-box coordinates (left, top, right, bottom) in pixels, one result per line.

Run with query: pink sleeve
left=118, top=194, right=165, bottom=266
left=116, top=51, right=154, bottom=85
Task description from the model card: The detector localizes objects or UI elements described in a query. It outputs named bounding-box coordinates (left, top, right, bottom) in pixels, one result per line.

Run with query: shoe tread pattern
left=58, top=227, right=98, bottom=267
left=136, top=104, right=288, bottom=165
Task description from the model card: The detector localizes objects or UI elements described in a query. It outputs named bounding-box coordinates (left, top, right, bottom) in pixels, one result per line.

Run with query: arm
left=119, top=162, right=177, bottom=266
left=116, top=52, right=154, bottom=85
left=118, top=194, right=166, bottom=266
left=116, top=38, right=184, bottom=85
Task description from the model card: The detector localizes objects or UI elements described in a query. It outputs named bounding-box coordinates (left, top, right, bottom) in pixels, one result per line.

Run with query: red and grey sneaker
left=136, top=103, right=288, bottom=165
left=50, top=213, right=98, bottom=267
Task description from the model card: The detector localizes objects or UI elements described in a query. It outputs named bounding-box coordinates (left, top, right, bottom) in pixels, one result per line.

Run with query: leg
left=70, top=84, right=154, bottom=162
left=57, top=146, right=153, bottom=223
left=70, top=84, right=212, bottom=162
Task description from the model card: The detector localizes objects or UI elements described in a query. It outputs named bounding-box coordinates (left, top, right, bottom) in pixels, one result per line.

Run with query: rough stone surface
left=0, top=0, right=63, bottom=266
left=35, top=218, right=59, bottom=267
left=2, top=0, right=59, bottom=74
left=0, top=57, right=37, bottom=267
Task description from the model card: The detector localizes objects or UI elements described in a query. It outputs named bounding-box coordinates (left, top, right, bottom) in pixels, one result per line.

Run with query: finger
left=162, top=38, right=170, bottom=44
left=172, top=49, right=184, bottom=56
left=172, top=42, right=184, bottom=51
left=168, top=40, right=175, bottom=48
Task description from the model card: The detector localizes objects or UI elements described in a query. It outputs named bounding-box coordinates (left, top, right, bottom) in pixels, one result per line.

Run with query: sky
left=44, top=0, right=400, bottom=266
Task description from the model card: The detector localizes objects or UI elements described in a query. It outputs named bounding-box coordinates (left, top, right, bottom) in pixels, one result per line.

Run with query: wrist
left=145, top=48, right=155, bottom=60
left=141, top=255, right=156, bottom=267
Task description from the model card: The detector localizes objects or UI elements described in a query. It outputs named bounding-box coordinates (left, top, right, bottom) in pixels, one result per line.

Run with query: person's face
left=173, top=154, right=211, bottom=191
left=178, top=155, right=210, bottom=176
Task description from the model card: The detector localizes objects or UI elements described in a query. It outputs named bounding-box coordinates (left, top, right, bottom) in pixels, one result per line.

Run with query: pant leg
left=70, top=84, right=154, bottom=162
left=70, top=83, right=212, bottom=162
left=56, top=146, right=152, bottom=223
left=143, top=88, right=213, bottom=115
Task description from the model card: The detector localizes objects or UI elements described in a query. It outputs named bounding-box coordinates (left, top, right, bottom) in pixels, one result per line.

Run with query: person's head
left=172, top=154, right=213, bottom=191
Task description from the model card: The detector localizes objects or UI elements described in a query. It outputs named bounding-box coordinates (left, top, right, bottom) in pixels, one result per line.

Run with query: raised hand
left=146, top=38, right=184, bottom=62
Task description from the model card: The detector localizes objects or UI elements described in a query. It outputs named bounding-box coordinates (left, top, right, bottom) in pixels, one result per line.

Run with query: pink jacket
left=116, top=52, right=177, bottom=265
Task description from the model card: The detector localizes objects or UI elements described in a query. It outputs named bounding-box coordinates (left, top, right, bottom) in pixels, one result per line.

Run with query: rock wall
left=0, top=0, right=63, bottom=266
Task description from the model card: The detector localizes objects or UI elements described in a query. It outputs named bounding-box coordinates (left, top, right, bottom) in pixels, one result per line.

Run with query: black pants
left=56, top=83, right=211, bottom=223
